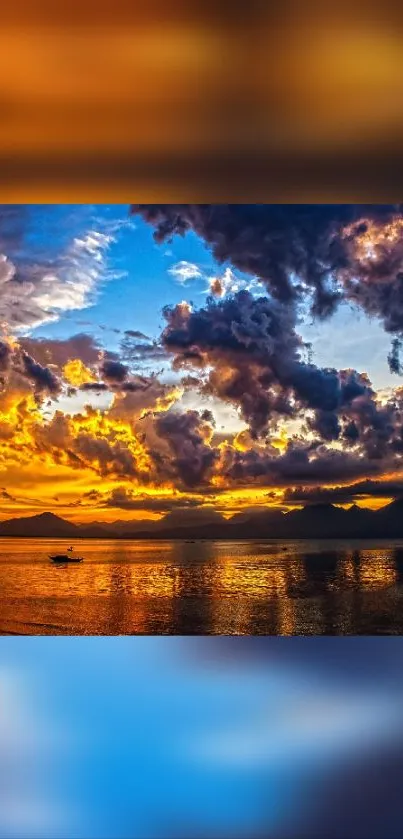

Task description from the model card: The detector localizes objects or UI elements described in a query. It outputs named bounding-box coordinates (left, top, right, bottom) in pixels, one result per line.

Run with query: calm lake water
left=1, top=538, right=403, bottom=635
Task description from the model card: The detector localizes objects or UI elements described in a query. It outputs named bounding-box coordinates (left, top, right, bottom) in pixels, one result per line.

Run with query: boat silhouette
left=50, top=547, right=84, bottom=563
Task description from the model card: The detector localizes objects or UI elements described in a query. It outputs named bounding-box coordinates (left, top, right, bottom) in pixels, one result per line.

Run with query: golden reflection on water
left=356, top=550, right=398, bottom=588
left=215, top=557, right=288, bottom=597
left=1, top=539, right=403, bottom=634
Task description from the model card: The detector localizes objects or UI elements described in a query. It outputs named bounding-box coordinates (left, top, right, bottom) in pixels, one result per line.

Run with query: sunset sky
left=1, top=203, right=403, bottom=523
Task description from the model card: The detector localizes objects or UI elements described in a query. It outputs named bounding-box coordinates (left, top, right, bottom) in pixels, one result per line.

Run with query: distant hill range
left=2, top=501, right=403, bottom=539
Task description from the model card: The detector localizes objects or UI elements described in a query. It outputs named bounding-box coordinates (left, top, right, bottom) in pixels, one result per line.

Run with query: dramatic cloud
left=0, top=345, right=401, bottom=513
left=152, top=409, right=219, bottom=489
left=108, top=377, right=180, bottom=418
left=24, top=400, right=218, bottom=492
left=2, top=205, right=403, bottom=519
left=284, top=479, right=403, bottom=505
left=19, top=352, right=61, bottom=396
left=219, top=441, right=384, bottom=487
left=31, top=397, right=394, bottom=495
left=33, top=409, right=152, bottom=482
left=339, top=217, right=403, bottom=335
left=388, top=339, right=403, bottom=376
left=133, top=204, right=403, bottom=369
left=161, top=289, right=390, bottom=445
left=0, top=338, right=61, bottom=398
left=133, top=204, right=399, bottom=296
left=161, top=290, right=301, bottom=436
left=100, top=358, right=129, bottom=384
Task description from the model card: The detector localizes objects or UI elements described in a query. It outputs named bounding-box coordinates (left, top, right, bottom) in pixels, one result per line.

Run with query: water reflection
left=1, top=539, right=403, bottom=634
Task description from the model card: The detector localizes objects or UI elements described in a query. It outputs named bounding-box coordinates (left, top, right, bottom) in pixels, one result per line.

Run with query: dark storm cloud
left=343, top=421, right=360, bottom=442
left=162, top=290, right=301, bottom=436
left=307, top=409, right=341, bottom=441
left=0, top=341, right=12, bottom=373
left=284, top=479, right=403, bottom=505
left=153, top=409, right=219, bottom=488
left=220, top=441, right=383, bottom=487
left=305, top=371, right=378, bottom=445
left=0, top=338, right=63, bottom=400
left=131, top=204, right=362, bottom=306
left=161, top=290, right=382, bottom=439
left=303, top=383, right=403, bottom=464
left=340, top=388, right=403, bottom=460
left=20, top=352, right=61, bottom=395
left=132, top=202, right=403, bottom=479
left=131, top=204, right=403, bottom=324
left=100, top=358, right=129, bottom=383
left=339, top=217, right=403, bottom=338
left=388, top=338, right=403, bottom=375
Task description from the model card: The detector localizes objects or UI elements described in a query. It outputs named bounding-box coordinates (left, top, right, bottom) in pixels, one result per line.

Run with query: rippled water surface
left=1, top=538, right=403, bottom=634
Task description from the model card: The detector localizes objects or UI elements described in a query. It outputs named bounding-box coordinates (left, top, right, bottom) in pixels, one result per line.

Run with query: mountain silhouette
left=0, top=511, right=78, bottom=538
left=0, top=512, right=112, bottom=538
left=0, top=501, right=402, bottom=539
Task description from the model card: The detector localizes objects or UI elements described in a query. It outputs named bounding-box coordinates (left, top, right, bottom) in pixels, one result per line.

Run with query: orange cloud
left=62, top=358, right=97, bottom=386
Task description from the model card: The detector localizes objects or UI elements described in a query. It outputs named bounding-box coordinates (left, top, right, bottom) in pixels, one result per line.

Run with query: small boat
left=50, top=555, right=83, bottom=563
left=50, top=547, right=84, bottom=564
